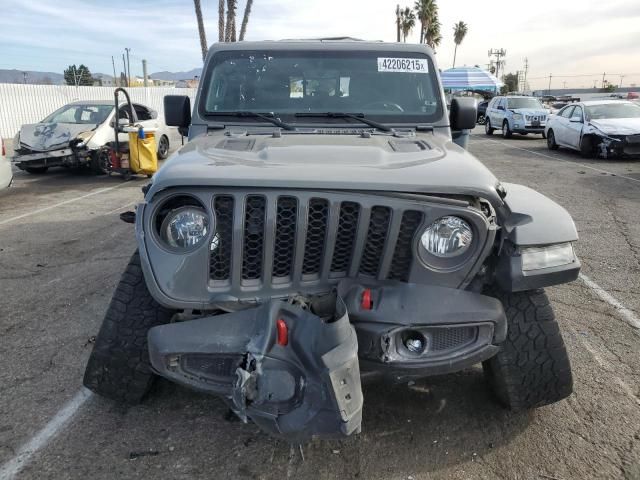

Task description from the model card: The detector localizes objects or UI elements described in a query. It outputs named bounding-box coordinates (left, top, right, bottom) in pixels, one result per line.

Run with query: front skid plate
left=148, top=299, right=362, bottom=443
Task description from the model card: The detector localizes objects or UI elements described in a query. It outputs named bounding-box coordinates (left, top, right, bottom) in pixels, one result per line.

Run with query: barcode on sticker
left=377, top=58, right=429, bottom=73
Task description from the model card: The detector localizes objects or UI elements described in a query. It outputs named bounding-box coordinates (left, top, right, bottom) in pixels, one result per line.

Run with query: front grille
left=209, top=192, right=426, bottom=288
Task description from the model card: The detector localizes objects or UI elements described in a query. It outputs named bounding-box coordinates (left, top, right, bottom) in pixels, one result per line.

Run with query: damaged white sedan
left=12, top=100, right=171, bottom=174
left=545, top=100, right=640, bottom=158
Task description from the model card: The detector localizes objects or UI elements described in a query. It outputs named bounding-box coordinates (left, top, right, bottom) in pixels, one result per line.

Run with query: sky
left=1, top=0, right=639, bottom=90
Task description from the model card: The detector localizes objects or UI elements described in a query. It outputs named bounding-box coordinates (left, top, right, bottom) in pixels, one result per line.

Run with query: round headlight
left=160, top=206, right=210, bottom=250
left=420, top=216, right=473, bottom=258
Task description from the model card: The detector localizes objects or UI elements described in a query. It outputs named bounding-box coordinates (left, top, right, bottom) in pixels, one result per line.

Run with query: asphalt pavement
left=0, top=127, right=639, bottom=480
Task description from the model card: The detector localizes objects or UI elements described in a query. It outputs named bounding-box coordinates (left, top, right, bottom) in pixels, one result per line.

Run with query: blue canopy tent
left=440, top=66, right=503, bottom=92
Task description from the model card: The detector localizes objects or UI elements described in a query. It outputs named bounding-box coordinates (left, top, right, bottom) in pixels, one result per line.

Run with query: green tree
left=500, top=72, right=519, bottom=94
left=63, top=64, right=94, bottom=86
left=425, top=18, right=442, bottom=48
left=414, top=0, right=437, bottom=44
left=400, top=7, right=416, bottom=42
left=452, top=21, right=468, bottom=67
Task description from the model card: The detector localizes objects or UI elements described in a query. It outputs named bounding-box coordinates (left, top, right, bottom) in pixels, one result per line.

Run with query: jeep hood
left=589, top=118, right=640, bottom=135
left=148, top=134, right=503, bottom=204
left=19, top=122, right=96, bottom=152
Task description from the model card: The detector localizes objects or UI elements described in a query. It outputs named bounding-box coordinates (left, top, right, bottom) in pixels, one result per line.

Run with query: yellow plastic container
left=128, top=131, right=158, bottom=175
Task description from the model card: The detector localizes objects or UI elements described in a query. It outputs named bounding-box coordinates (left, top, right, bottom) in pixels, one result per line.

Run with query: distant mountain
left=0, top=69, right=65, bottom=85
left=150, top=68, right=202, bottom=81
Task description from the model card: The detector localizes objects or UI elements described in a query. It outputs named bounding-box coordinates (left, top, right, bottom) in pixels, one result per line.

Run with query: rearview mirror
left=449, top=97, right=477, bottom=130
left=164, top=95, right=191, bottom=136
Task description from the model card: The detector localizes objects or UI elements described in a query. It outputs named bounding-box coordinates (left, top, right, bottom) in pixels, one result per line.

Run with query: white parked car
left=0, top=138, right=12, bottom=190
left=12, top=100, right=171, bottom=174
left=545, top=100, right=640, bottom=158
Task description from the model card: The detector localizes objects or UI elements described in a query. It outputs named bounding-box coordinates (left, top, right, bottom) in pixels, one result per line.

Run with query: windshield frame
left=197, top=49, right=445, bottom=128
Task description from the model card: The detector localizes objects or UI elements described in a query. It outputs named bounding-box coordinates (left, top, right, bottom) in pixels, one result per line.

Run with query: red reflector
left=361, top=288, right=373, bottom=310
left=276, top=318, right=288, bottom=346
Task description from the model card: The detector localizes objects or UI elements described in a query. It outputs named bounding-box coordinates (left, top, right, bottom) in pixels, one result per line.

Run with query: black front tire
left=502, top=121, right=513, bottom=139
left=482, top=288, right=573, bottom=411
left=83, top=251, right=175, bottom=404
left=24, top=166, right=49, bottom=174
left=547, top=129, right=559, bottom=150
left=157, top=135, right=170, bottom=160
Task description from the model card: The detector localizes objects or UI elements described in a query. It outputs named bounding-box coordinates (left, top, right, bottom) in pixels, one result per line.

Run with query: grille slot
left=273, top=197, right=298, bottom=279
left=302, top=198, right=329, bottom=275
left=431, top=327, right=476, bottom=351
left=210, top=195, right=234, bottom=281
left=330, top=202, right=361, bottom=275
left=388, top=210, right=423, bottom=281
left=242, top=195, right=266, bottom=281
left=359, top=206, right=392, bottom=277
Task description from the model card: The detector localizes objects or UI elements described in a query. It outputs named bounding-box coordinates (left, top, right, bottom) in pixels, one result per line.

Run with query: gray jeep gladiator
left=84, top=39, right=580, bottom=443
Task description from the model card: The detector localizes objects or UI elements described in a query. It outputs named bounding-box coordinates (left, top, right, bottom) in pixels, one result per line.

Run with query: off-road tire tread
left=483, top=288, right=573, bottom=411
left=83, top=251, right=174, bottom=404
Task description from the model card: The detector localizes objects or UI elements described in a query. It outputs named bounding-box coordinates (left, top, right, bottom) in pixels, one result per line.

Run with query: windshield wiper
left=294, top=112, right=393, bottom=132
left=207, top=111, right=296, bottom=131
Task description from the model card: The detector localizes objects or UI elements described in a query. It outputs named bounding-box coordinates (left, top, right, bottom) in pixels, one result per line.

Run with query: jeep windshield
left=201, top=50, right=443, bottom=127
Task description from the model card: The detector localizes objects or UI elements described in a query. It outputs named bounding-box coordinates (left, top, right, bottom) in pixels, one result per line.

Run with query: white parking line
left=579, top=273, right=640, bottom=329
left=469, top=135, right=640, bottom=185
left=0, top=183, right=127, bottom=227
left=0, top=389, right=93, bottom=480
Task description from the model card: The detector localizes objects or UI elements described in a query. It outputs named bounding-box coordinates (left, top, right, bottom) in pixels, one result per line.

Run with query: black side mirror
left=164, top=95, right=191, bottom=136
left=449, top=98, right=477, bottom=130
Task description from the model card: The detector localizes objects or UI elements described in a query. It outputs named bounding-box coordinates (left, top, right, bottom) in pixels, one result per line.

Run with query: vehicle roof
left=208, top=39, right=434, bottom=54
left=67, top=100, right=115, bottom=106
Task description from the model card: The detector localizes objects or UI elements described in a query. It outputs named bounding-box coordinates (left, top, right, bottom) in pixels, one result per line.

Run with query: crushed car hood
left=589, top=118, right=640, bottom=135
left=148, top=133, right=504, bottom=204
left=19, top=123, right=96, bottom=152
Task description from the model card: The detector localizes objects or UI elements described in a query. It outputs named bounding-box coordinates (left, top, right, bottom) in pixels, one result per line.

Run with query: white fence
left=0, top=84, right=197, bottom=138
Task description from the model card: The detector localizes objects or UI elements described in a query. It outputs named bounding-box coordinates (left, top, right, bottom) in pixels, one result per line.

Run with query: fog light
left=402, top=330, right=426, bottom=355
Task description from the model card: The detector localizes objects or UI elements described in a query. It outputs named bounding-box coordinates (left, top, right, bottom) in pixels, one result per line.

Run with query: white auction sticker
left=377, top=57, right=429, bottom=73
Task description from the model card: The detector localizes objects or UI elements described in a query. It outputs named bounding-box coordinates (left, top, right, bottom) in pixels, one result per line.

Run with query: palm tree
left=395, top=4, right=401, bottom=42
left=225, top=0, right=236, bottom=42
left=193, top=0, right=208, bottom=61
left=426, top=18, right=442, bottom=49
left=400, top=7, right=416, bottom=42
left=414, top=0, right=437, bottom=44
left=218, top=0, right=225, bottom=42
left=239, top=0, right=253, bottom=41
left=452, top=21, right=468, bottom=67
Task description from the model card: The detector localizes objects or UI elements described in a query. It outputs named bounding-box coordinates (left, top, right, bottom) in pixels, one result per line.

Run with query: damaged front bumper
left=147, top=281, right=506, bottom=442
left=12, top=146, right=93, bottom=169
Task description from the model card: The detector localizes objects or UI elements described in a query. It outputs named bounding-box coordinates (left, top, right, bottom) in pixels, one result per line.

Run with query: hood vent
left=216, top=138, right=256, bottom=151
left=388, top=140, right=431, bottom=152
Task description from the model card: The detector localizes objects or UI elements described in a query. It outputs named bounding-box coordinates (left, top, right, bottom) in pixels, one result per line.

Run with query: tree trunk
left=239, top=0, right=253, bottom=41
left=419, top=23, right=424, bottom=44
left=396, top=5, right=401, bottom=42
left=218, top=0, right=225, bottom=42
left=225, top=0, right=235, bottom=42
left=453, top=44, right=458, bottom=68
left=193, top=0, right=208, bottom=61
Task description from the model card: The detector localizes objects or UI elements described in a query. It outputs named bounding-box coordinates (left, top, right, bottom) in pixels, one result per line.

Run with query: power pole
left=111, top=56, right=118, bottom=87
left=142, top=59, right=148, bottom=87
left=122, top=54, right=127, bottom=86
left=547, top=73, right=552, bottom=95
left=619, top=75, right=625, bottom=89
left=125, top=48, right=132, bottom=87
left=601, top=72, right=606, bottom=89
left=563, top=81, right=567, bottom=89
left=523, top=57, right=529, bottom=93
left=488, top=48, right=506, bottom=79
left=22, top=72, right=27, bottom=84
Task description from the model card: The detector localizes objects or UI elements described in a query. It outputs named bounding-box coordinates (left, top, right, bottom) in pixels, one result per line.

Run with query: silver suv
left=485, top=95, right=548, bottom=138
